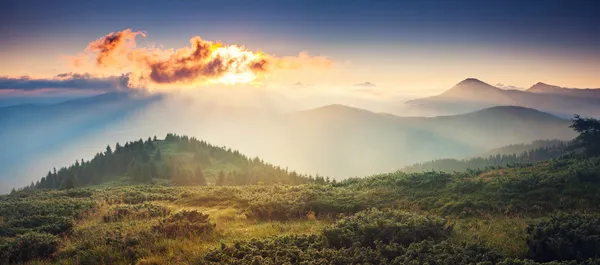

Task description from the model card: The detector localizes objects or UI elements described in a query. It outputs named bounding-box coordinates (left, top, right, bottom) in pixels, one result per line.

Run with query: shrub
left=323, top=208, right=450, bottom=248
left=390, top=240, right=503, bottom=265
left=203, top=235, right=504, bottom=265
left=102, top=203, right=170, bottom=222
left=153, top=210, right=215, bottom=238
left=527, top=213, right=600, bottom=262
left=0, top=232, right=60, bottom=263
left=5, top=215, right=74, bottom=236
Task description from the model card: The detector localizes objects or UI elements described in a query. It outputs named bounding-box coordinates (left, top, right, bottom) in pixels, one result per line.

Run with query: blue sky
left=1, top=0, right=599, bottom=91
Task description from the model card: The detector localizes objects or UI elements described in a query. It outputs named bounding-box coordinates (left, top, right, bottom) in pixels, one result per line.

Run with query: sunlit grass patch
left=450, top=216, right=529, bottom=258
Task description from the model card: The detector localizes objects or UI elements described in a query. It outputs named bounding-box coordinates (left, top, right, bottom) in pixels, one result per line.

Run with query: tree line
left=402, top=141, right=569, bottom=173
left=22, top=133, right=314, bottom=191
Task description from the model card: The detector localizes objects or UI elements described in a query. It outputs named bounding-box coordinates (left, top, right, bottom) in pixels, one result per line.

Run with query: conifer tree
left=216, top=170, right=225, bottom=186
left=61, top=175, right=75, bottom=189
left=195, top=165, right=207, bottom=186
left=155, top=149, right=162, bottom=161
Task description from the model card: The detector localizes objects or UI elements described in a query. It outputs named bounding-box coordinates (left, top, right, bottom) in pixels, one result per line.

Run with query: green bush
left=203, top=235, right=504, bottom=265
left=0, top=232, right=60, bottom=263
left=153, top=210, right=215, bottom=238
left=2, top=215, right=74, bottom=236
left=323, top=208, right=450, bottom=248
left=527, top=213, right=600, bottom=262
left=102, top=203, right=170, bottom=222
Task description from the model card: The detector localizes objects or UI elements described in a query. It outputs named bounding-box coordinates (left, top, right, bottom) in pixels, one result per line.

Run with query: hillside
left=282, top=105, right=574, bottom=177
left=406, top=78, right=600, bottom=117
left=3, top=156, right=600, bottom=264
left=1, top=93, right=577, bottom=191
left=0, top=92, right=161, bottom=193
left=402, top=139, right=569, bottom=173
left=527, top=82, right=600, bottom=98
left=28, top=134, right=311, bottom=191
left=485, top=139, right=568, bottom=156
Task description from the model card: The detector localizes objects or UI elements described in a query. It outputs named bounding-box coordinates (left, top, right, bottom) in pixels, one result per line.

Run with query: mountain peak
left=452, top=78, right=497, bottom=89
left=440, top=78, right=502, bottom=97
left=458, top=78, right=486, bottom=85
left=527, top=82, right=562, bottom=93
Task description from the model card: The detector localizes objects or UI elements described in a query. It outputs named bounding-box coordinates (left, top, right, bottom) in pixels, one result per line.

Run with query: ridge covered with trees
left=402, top=140, right=569, bottom=173
left=26, top=134, right=313, bottom=191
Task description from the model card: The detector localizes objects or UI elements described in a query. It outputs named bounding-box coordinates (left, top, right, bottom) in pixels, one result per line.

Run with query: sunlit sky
left=1, top=0, right=600, bottom=94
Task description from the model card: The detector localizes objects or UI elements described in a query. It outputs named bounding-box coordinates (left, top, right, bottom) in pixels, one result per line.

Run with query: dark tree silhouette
left=570, top=114, right=600, bottom=157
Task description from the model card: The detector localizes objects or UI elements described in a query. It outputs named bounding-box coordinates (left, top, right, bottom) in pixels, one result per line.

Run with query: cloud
left=87, top=29, right=146, bottom=66
left=72, top=29, right=333, bottom=91
left=354, top=81, right=376, bottom=87
left=0, top=73, right=128, bottom=91
left=495, top=83, right=524, bottom=90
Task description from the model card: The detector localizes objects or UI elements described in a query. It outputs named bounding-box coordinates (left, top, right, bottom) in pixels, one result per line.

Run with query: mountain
left=402, top=139, right=569, bottom=173
left=406, top=78, right=600, bottom=118
left=435, top=78, right=516, bottom=103
left=485, top=139, right=567, bottom=156
left=0, top=95, right=577, bottom=191
left=0, top=92, right=162, bottom=193
left=28, top=133, right=310, bottom=190
left=527, top=82, right=600, bottom=98
left=279, top=104, right=574, bottom=177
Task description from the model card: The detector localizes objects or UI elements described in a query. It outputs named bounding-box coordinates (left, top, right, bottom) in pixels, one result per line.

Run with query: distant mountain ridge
left=527, top=82, right=600, bottom=98
left=401, top=139, right=569, bottom=173
left=406, top=78, right=600, bottom=117
left=0, top=89, right=580, bottom=191
left=282, top=104, right=574, bottom=178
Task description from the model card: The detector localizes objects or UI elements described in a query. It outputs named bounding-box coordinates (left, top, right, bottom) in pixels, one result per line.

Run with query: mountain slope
left=402, top=139, right=569, bottom=173
left=0, top=92, right=162, bottom=193
left=30, top=133, right=311, bottom=190
left=527, top=82, right=600, bottom=98
left=406, top=79, right=600, bottom=117
left=279, top=105, right=574, bottom=178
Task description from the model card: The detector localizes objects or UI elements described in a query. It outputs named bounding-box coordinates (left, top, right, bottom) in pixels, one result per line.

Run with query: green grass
left=5, top=156, right=600, bottom=264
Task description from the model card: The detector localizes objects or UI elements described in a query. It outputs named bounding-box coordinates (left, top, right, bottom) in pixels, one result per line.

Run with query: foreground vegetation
left=3, top=154, right=600, bottom=264
left=3, top=115, right=600, bottom=264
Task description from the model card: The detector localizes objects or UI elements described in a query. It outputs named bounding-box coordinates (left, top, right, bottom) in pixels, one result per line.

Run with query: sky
left=1, top=0, right=600, bottom=96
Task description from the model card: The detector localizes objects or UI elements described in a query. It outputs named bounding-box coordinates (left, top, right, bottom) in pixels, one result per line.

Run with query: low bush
left=102, top=203, right=170, bottom=222
left=153, top=210, right=215, bottom=238
left=1, top=215, right=74, bottom=236
left=323, top=208, right=450, bottom=248
left=0, top=232, right=60, bottom=264
left=203, top=234, right=504, bottom=265
left=527, top=213, right=600, bottom=262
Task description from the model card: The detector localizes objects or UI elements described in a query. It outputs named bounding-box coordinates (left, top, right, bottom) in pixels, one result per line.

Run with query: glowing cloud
left=73, top=29, right=332, bottom=91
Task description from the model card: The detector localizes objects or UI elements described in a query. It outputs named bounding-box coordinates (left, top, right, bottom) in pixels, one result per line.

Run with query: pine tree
left=149, top=160, right=158, bottom=179
left=172, top=166, right=191, bottom=186
left=146, top=137, right=155, bottom=149
left=194, top=165, right=207, bottom=186
left=155, top=149, right=162, bottom=161
left=216, top=171, right=225, bottom=186
left=61, top=175, right=75, bottom=190
left=127, top=157, right=144, bottom=183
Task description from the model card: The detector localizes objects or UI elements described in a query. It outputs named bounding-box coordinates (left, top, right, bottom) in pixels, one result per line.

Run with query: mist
left=0, top=85, right=575, bottom=193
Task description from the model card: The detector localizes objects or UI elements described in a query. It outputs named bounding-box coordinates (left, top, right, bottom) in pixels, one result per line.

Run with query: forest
left=25, top=133, right=313, bottom=191
left=1, top=115, right=600, bottom=264
left=402, top=140, right=568, bottom=173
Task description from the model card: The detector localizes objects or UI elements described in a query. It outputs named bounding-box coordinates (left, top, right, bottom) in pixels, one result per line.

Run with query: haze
left=1, top=0, right=599, bottom=193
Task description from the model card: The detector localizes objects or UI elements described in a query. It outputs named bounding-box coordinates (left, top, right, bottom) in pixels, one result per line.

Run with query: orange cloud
left=87, top=29, right=146, bottom=67
left=73, top=29, right=332, bottom=91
